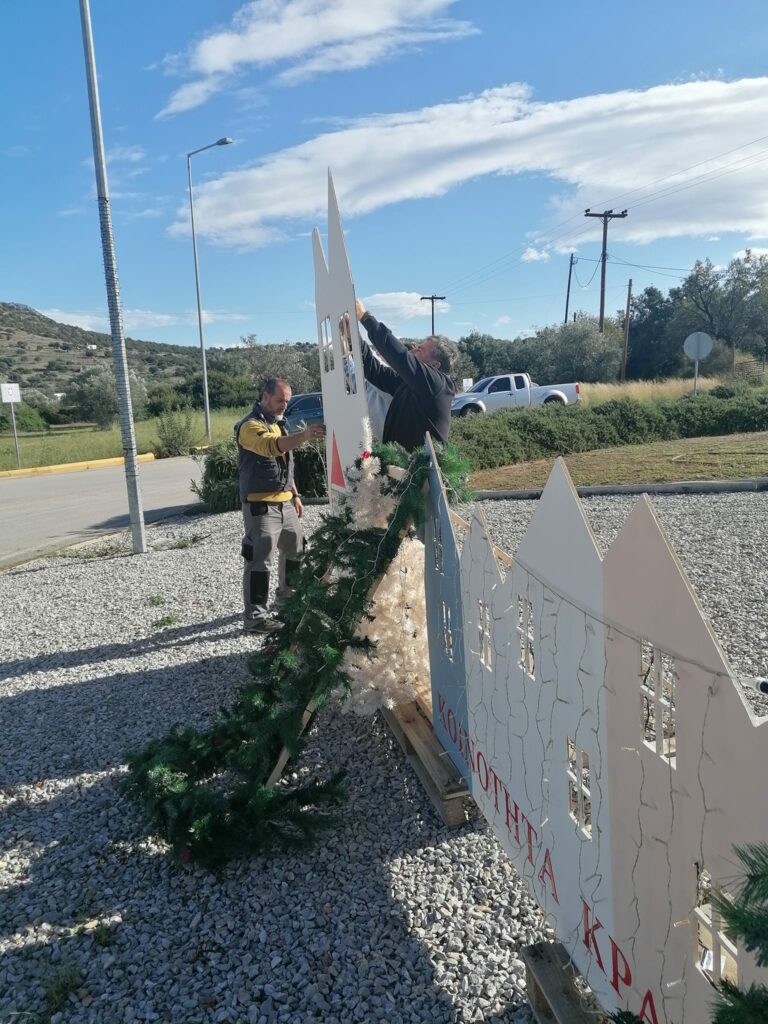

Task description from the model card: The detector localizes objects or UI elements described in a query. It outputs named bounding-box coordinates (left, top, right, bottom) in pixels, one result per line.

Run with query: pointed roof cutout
left=516, top=457, right=602, bottom=618
left=605, top=494, right=731, bottom=676
left=330, top=432, right=346, bottom=490
left=327, top=170, right=353, bottom=284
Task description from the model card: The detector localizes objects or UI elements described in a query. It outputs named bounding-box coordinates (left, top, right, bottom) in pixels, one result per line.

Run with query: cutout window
left=640, top=643, right=677, bottom=768
left=478, top=600, right=492, bottom=669
left=432, top=515, right=443, bottom=573
left=320, top=317, right=335, bottom=374
left=338, top=312, right=357, bottom=395
left=516, top=596, right=535, bottom=678
left=692, top=863, right=739, bottom=988
left=566, top=736, right=592, bottom=838
left=442, top=601, right=453, bottom=661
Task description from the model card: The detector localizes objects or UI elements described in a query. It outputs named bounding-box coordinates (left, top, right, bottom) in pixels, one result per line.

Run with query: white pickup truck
left=451, top=373, right=581, bottom=416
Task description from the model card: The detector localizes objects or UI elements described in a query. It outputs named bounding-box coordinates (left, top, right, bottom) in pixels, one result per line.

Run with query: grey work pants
left=241, top=500, right=303, bottom=623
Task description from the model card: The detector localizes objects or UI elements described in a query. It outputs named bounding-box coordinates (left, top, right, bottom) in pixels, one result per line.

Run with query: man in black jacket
left=355, top=299, right=457, bottom=449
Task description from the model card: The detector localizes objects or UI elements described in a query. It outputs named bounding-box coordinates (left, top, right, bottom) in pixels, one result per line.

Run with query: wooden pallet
left=521, top=942, right=597, bottom=1024
left=381, top=700, right=471, bottom=826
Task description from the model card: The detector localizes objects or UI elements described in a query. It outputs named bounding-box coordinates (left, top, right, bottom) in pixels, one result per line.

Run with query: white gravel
left=1, top=492, right=765, bottom=1023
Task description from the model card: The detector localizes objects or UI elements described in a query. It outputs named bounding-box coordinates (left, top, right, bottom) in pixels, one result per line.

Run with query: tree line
left=3, top=252, right=766, bottom=433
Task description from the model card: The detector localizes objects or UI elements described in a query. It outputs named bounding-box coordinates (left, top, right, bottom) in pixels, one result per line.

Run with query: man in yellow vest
left=235, top=377, right=325, bottom=632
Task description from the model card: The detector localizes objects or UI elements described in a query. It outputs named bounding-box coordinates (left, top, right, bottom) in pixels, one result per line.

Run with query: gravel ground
left=1, top=492, right=765, bottom=1024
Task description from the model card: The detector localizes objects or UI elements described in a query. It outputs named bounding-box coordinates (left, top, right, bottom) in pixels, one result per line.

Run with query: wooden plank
left=381, top=701, right=470, bottom=827
left=266, top=701, right=316, bottom=789
left=520, top=943, right=596, bottom=1024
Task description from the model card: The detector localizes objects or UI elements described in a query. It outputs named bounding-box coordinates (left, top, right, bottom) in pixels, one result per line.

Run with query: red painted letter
left=523, top=816, right=538, bottom=866
left=581, top=900, right=605, bottom=974
left=488, top=766, right=502, bottom=812
left=504, top=789, right=520, bottom=843
left=447, top=709, right=458, bottom=744
left=638, top=990, right=659, bottom=1024
left=438, top=694, right=447, bottom=731
left=538, top=848, right=559, bottom=904
left=476, top=751, right=490, bottom=793
left=610, top=938, right=632, bottom=997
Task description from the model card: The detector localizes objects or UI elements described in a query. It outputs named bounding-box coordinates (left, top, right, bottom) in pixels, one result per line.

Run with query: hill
left=0, top=302, right=234, bottom=394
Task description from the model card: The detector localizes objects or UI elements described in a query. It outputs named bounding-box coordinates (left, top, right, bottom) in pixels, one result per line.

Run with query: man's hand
left=302, top=423, right=325, bottom=442
left=292, top=495, right=304, bottom=518
left=355, top=298, right=367, bottom=321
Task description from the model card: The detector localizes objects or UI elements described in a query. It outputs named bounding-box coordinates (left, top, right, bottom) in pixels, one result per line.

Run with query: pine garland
left=122, top=442, right=471, bottom=869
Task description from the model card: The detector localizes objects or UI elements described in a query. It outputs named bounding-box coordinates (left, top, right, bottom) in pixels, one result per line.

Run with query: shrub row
left=194, top=388, right=768, bottom=507
left=449, top=389, right=768, bottom=470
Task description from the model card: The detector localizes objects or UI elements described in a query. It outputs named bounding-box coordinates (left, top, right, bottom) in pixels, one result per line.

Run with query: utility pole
left=420, top=294, right=445, bottom=336
left=79, top=0, right=146, bottom=554
left=564, top=253, right=575, bottom=324
left=584, top=208, right=627, bottom=331
left=621, top=278, right=633, bottom=382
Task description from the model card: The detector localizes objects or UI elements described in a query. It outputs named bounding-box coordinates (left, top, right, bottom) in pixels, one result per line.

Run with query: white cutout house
left=312, top=171, right=370, bottom=498
left=424, top=456, right=768, bottom=1023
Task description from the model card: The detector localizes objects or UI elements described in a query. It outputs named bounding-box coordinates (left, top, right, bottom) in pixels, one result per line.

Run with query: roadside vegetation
left=469, top=432, right=768, bottom=490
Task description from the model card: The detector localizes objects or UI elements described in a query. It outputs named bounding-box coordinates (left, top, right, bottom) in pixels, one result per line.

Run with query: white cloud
left=362, top=291, right=450, bottom=320
left=39, top=308, right=248, bottom=334
left=167, top=76, right=768, bottom=251
left=521, top=246, right=550, bottom=263
left=733, top=247, right=768, bottom=259
left=493, top=315, right=512, bottom=327
left=158, top=0, right=476, bottom=116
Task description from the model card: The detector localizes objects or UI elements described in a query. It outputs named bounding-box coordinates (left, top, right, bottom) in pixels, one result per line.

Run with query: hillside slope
left=0, top=303, right=231, bottom=393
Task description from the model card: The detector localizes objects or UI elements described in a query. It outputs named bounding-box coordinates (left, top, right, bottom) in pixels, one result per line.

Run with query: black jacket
left=360, top=313, right=455, bottom=450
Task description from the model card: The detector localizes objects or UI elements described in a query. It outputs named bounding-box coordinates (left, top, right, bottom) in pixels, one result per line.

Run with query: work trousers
left=241, top=500, right=303, bottom=623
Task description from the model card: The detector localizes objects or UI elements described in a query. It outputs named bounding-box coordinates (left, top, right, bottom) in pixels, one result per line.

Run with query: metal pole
left=79, top=0, right=146, bottom=553
left=564, top=254, right=574, bottom=324
left=621, top=278, right=632, bottom=382
left=10, top=403, right=21, bottom=469
left=694, top=359, right=700, bottom=395
left=187, top=154, right=212, bottom=442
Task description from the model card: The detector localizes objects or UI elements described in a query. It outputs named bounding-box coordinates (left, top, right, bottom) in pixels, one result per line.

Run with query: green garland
left=123, top=442, right=471, bottom=869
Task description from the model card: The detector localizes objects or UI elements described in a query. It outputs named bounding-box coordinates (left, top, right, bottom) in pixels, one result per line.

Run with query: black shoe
left=243, top=614, right=281, bottom=634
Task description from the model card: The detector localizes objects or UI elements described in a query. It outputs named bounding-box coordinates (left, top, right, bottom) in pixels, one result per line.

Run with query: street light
left=187, top=136, right=233, bottom=441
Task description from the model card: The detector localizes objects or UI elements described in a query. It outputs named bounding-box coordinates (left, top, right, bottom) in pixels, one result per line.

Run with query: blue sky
left=3, top=1, right=768, bottom=352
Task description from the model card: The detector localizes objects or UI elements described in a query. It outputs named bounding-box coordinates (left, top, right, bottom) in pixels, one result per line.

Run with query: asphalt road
left=0, top=456, right=202, bottom=569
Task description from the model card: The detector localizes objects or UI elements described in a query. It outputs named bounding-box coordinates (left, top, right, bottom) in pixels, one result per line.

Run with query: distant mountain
left=0, top=302, right=243, bottom=394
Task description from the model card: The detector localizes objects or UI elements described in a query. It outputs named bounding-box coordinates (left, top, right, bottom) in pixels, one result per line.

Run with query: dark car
left=284, top=392, right=323, bottom=433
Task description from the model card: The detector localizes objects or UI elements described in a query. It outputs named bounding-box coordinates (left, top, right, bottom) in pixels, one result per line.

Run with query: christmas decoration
left=123, top=441, right=471, bottom=869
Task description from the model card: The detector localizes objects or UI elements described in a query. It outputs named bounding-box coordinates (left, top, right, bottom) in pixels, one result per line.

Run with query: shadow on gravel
left=90, top=503, right=200, bottom=531
left=0, top=706, right=534, bottom=1023
left=0, top=649, right=252, bottom=787
left=0, top=613, right=243, bottom=682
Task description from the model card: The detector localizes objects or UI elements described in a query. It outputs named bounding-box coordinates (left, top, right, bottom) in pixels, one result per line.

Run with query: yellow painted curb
left=0, top=452, right=156, bottom=479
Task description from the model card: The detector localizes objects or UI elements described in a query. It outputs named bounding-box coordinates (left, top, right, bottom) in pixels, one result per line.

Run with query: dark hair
left=262, top=376, right=290, bottom=396
left=426, top=335, right=459, bottom=377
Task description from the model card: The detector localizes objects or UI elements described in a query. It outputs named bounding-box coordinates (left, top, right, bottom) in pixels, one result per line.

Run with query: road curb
left=0, top=452, right=156, bottom=479
left=472, top=476, right=768, bottom=500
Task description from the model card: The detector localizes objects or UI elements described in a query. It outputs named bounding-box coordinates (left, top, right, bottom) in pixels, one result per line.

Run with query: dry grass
left=470, top=431, right=768, bottom=491
left=0, top=409, right=240, bottom=472
left=579, top=378, right=719, bottom=405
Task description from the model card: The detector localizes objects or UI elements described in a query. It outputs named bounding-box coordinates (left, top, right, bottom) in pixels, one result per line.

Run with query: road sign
left=683, top=333, right=713, bottom=396
left=1, top=382, right=22, bottom=468
left=462, top=378, right=474, bottom=392
left=683, top=332, right=713, bottom=361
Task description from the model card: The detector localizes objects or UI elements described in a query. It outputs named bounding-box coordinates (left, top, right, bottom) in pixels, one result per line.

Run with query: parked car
left=284, top=392, right=323, bottom=433
left=451, top=373, right=581, bottom=416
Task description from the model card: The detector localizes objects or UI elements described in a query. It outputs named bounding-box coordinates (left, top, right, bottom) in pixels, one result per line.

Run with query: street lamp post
left=187, top=137, right=233, bottom=441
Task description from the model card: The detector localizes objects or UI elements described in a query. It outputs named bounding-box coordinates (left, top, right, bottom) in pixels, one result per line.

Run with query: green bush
left=0, top=402, right=48, bottom=433
left=192, top=437, right=240, bottom=513
left=153, top=407, right=198, bottom=458
left=293, top=439, right=327, bottom=497
left=449, top=388, right=768, bottom=470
